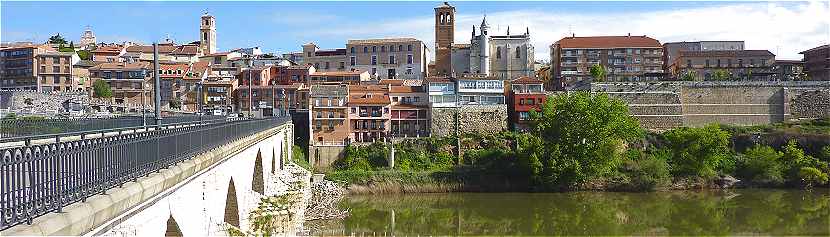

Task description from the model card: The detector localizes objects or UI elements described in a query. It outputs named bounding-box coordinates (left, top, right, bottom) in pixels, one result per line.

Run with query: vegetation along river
left=307, top=189, right=829, bottom=236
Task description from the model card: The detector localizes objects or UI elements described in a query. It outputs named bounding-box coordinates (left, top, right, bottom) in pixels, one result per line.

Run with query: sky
left=1, top=1, right=829, bottom=60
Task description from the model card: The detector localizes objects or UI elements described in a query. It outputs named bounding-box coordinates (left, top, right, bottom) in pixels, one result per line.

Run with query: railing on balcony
left=0, top=116, right=290, bottom=230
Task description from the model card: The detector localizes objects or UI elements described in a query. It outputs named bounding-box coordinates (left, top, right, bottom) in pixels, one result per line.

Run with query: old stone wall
left=0, top=90, right=88, bottom=115
left=430, top=104, right=508, bottom=137
left=592, top=81, right=830, bottom=130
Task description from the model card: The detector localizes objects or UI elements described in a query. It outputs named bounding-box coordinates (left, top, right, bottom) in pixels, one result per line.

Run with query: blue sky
left=2, top=1, right=828, bottom=60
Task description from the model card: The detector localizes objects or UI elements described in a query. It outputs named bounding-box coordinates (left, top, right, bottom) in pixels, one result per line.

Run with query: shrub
left=621, top=148, right=671, bottom=191
left=333, top=143, right=389, bottom=171
left=780, top=140, right=820, bottom=182
left=662, top=124, right=731, bottom=178
left=798, top=167, right=829, bottom=187
left=737, top=145, right=785, bottom=185
left=291, top=146, right=310, bottom=170
left=820, top=146, right=830, bottom=163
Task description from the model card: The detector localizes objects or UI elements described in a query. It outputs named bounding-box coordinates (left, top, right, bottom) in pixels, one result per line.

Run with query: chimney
left=627, top=33, right=631, bottom=37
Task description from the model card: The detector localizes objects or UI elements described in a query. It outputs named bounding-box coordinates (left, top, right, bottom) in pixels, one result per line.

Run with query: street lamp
left=141, top=68, right=147, bottom=128
left=248, top=61, right=253, bottom=118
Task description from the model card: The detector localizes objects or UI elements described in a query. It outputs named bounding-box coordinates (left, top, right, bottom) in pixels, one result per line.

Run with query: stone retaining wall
left=430, top=104, right=508, bottom=137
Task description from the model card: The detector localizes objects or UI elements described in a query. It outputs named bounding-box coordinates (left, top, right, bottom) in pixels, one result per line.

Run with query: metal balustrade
left=0, top=115, right=226, bottom=140
left=0, top=116, right=290, bottom=230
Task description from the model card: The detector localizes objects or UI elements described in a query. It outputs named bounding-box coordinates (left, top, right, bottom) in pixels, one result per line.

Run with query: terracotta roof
left=91, top=46, right=122, bottom=54
left=800, top=44, right=829, bottom=54
left=348, top=84, right=388, bottom=92
left=347, top=38, right=421, bottom=45
left=348, top=94, right=390, bottom=105
left=678, top=50, right=774, bottom=58
left=90, top=62, right=150, bottom=70
left=378, top=79, right=405, bottom=86
left=204, top=52, right=232, bottom=56
left=311, top=71, right=364, bottom=77
left=158, top=64, right=190, bottom=78
left=390, top=85, right=423, bottom=93
left=126, top=44, right=176, bottom=53
left=556, top=35, right=661, bottom=49
left=511, top=76, right=543, bottom=84
left=171, top=45, right=199, bottom=55
left=186, top=61, right=210, bottom=79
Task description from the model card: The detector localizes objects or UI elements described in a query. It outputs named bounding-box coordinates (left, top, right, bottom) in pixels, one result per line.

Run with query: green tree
left=681, top=70, right=698, bottom=81
left=798, top=167, right=828, bottom=188
left=780, top=140, right=822, bottom=181
left=819, top=146, right=830, bottom=163
left=77, top=50, right=91, bottom=60
left=47, top=33, right=68, bottom=44
left=58, top=42, right=75, bottom=53
left=92, top=79, right=112, bottom=98
left=711, top=69, right=732, bottom=81
left=526, top=92, right=643, bottom=189
left=589, top=64, right=607, bottom=82
left=662, top=125, right=731, bottom=178
left=737, top=145, right=785, bottom=185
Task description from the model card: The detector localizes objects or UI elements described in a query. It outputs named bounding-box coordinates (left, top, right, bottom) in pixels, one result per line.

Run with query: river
left=307, top=189, right=829, bottom=236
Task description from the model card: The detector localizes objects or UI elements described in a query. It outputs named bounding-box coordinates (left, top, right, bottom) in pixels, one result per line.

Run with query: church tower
left=434, top=2, right=455, bottom=76
left=478, top=16, right=490, bottom=75
left=200, top=11, right=217, bottom=54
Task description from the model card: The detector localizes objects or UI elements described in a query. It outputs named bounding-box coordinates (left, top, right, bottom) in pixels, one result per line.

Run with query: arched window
left=515, top=47, right=521, bottom=58
left=398, top=45, right=403, bottom=51
left=372, top=46, right=377, bottom=52
left=440, top=14, right=445, bottom=24
left=363, top=47, right=368, bottom=53
left=496, top=47, right=502, bottom=59
left=407, top=45, right=412, bottom=51
left=350, top=47, right=355, bottom=53
left=390, top=45, right=395, bottom=52
left=203, top=32, right=208, bottom=40
left=447, top=14, right=452, bottom=23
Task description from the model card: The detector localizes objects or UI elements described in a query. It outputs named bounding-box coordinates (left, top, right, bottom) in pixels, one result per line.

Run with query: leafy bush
left=798, top=167, right=829, bottom=187
left=333, top=143, right=389, bottom=171
left=820, top=146, right=830, bottom=163
left=291, top=145, right=310, bottom=170
left=737, top=145, right=785, bottom=185
left=780, top=140, right=820, bottom=181
left=661, top=124, right=731, bottom=178
left=92, top=79, right=112, bottom=98
left=620, top=148, right=671, bottom=191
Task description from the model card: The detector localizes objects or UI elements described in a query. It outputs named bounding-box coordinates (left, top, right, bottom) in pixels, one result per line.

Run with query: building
left=345, top=38, right=430, bottom=80
left=433, top=2, right=455, bottom=76
left=386, top=80, right=430, bottom=138
left=90, top=45, right=124, bottom=63
left=235, top=84, right=305, bottom=116
left=79, top=26, right=97, bottom=46
left=308, top=70, right=370, bottom=85
left=72, top=60, right=96, bottom=94
left=663, top=41, right=744, bottom=69
left=282, top=52, right=304, bottom=65
left=458, top=17, right=535, bottom=80
left=269, top=65, right=311, bottom=85
left=200, top=51, right=243, bottom=67
left=200, top=11, right=217, bottom=55
left=0, top=45, right=47, bottom=90
left=309, top=84, right=350, bottom=145
left=181, top=61, right=210, bottom=111
left=89, top=62, right=152, bottom=104
left=772, top=60, right=806, bottom=81
left=457, top=74, right=506, bottom=105
left=123, top=43, right=200, bottom=64
left=203, top=65, right=238, bottom=114
left=426, top=76, right=457, bottom=108
left=550, top=35, right=664, bottom=89
left=799, top=44, right=829, bottom=81
left=348, top=85, right=391, bottom=143
left=508, top=76, right=546, bottom=131
left=158, top=63, right=190, bottom=108
left=302, top=43, right=347, bottom=73
left=669, top=50, right=775, bottom=81
left=36, top=51, right=79, bottom=92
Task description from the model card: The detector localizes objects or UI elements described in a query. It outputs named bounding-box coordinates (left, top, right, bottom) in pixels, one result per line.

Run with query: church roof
left=556, top=35, right=661, bottom=49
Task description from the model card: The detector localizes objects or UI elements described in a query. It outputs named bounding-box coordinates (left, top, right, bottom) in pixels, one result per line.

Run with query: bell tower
left=434, top=2, right=455, bottom=76
left=200, top=11, right=216, bottom=54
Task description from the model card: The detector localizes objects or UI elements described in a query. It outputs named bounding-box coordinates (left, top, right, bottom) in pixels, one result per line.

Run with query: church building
left=450, top=15, right=535, bottom=80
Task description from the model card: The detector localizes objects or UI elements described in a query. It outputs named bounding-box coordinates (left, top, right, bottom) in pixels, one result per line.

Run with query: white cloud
left=304, top=1, right=830, bottom=61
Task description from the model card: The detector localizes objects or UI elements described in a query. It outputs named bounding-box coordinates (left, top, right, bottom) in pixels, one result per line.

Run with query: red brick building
left=269, top=65, right=310, bottom=85
left=508, top=76, right=546, bottom=131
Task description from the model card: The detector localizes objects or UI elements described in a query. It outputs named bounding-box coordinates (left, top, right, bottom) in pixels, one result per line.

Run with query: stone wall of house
left=788, top=89, right=830, bottom=119
left=431, top=104, right=509, bottom=137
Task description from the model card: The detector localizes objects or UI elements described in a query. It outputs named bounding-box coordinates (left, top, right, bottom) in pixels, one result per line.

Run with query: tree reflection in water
left=307, top=189, right=830, bottom=236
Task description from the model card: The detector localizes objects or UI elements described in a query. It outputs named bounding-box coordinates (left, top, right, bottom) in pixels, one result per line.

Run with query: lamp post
left=247, top=61, right=253, bottom=118
left=141, top=68, right=147, bottom=128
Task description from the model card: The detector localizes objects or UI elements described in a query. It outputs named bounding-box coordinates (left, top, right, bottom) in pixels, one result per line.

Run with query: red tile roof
left=171, top=45, right=199, bottom=55
left=390, top=85, right=423, bottom=93
left=511, top=76, right=543, bottom=84
left=349, top=94, right=390, bottom=105
left=556, top=35, right=661, bottom=49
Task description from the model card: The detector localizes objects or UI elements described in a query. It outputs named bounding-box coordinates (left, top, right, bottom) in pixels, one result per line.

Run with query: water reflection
left=308, top=189, right=830, bottom=236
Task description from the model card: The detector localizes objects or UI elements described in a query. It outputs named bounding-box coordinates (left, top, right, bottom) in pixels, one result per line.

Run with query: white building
left=452, top=16, right=535, bottom=80
left=79, top=26, right=96, bottom=47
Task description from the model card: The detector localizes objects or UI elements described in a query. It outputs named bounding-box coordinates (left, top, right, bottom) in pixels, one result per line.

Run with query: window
left=727, top=59, right=732, bottom=67
left=496, top=47, right=502, bottom=59
left=515, top=47, right=521, bottom=58
left=371, top=55, right=377, bottom=65
left=390, top=45, right=395, bottom=52
left=407, top=55, right=413, bottom=64
left=381, top=46, right=386, bottom=52
left=371, top=68, right=377, bottom=75
left=705, top=59, right=710, bottom=67
left=372, top=46, right=377, bottom=52
left=716, top=59, right=721, bottom=67
left=350, top=56, right=356, bottom=66
left=407, top=45, right=412, bottom=51
left=53, top=57, right=60, bottom=64
left=53, top=66, right=60, bottom=73
left=399, top=45, right=403, bottom=51
left=738, top=59, right=743, bottom=67
left=53, top=75, right=60, bottom=83
left=406, top=67, right=413, bottom=74
left=203, top=32, right=208, bottom=40
left=350, top=47, right=355, bottom=53
left=389, top=55, right=395, bottom=64
left=325, top=62, right=330, bottom=69
left=339, top=62, right=345, bottom=69
left=363, top=47, right=368, bottom=53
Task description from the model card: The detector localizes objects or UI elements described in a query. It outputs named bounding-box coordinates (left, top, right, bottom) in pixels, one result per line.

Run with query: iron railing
left=0, top=116, right=290, bottom=230
left=0, top=115, right=226, bottom=140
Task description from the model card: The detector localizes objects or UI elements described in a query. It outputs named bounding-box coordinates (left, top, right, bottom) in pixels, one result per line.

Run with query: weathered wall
left=430, top=104, right=508, bottom=137
left=309, top=145, right=346, bottom=171
left=593, top=81, right=830, bottom=130
left=1, top=123, right=309, bottom=236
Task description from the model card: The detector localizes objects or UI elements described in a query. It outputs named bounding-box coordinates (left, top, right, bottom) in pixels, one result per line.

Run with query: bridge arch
left=252, top=150, right=265, bottom=194
left=164, top=214, right=182, bottom=237
left=224, top=178, right=240, bottom=228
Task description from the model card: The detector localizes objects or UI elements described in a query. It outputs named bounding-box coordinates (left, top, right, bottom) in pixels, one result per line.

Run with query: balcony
left=561, top=71, right=578, bottom=75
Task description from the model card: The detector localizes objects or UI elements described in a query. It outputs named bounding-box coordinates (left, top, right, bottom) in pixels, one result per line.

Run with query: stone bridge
left=1, top=118, right=309, bottom=236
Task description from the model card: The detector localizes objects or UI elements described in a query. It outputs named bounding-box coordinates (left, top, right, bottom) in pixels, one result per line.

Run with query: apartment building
left=345, top=38, right=430, bottom=80
left=302, top=43, right=347, bottom=73
left=800, top=44, right=829, bottom=81
left=669, top=50, right=775, bottom=81
left=508, top=76, right=546, bottom=131
left=310, top=84, right=350, bottom=145
left=204, top=66, right=238, bottom=114
left=387, top=80, right=430, bottom=138
left=73, top=60, right=96, bottom=94
left=90, top=45, right=125, bottom=63
left=158, top=63, right=190, bottom=107
left=308, top=70, right=370, bottom=85
left=663, top=41, right=744, bottom=70
left=0, top=45, right=47, bottom=90
left=37, top=51, right=80, bottom=92
left=269, top=65, right=311, bottom=85
left=89, top=62, right=152, bottom=104
left=426, top=76, right=457, bottom=108
left=348, top=85, right=392, bottom=143
left=181, top=62, right=210, bottom=111
left=200, top=51, right=243, bottom=67
left=550, top=35, right=664, bottom=89
left=236, top=84, right=306, bottom=116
